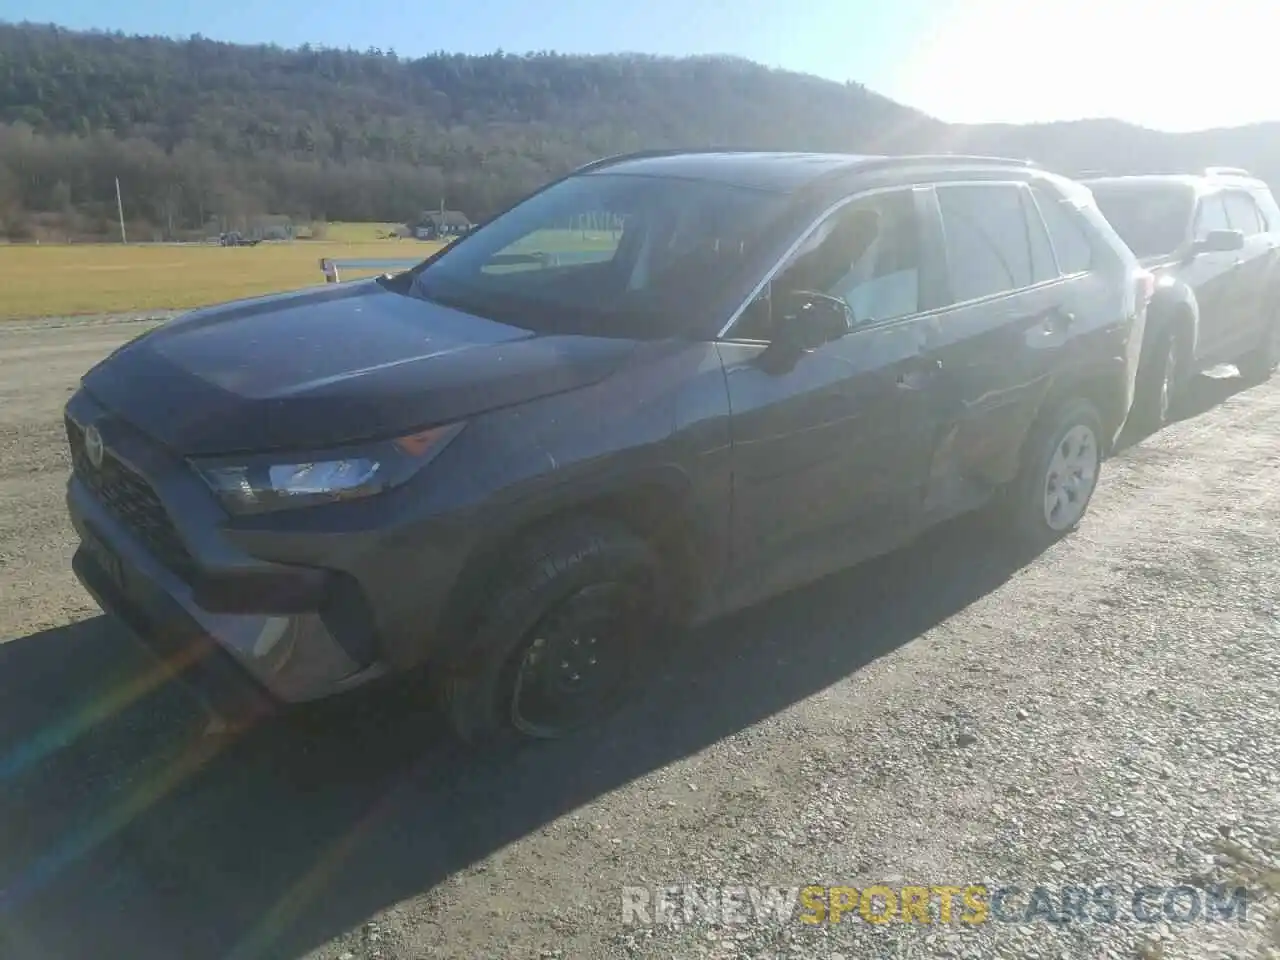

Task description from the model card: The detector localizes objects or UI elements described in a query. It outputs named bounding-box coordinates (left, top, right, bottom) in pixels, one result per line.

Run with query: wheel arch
left=432, top=466, right=711, bottom=675
left=1148, top=282, right=1199, bottom=362
left=1032, top=365, right=1130, bottom=458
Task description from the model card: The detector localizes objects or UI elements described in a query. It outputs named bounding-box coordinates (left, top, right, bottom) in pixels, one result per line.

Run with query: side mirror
left=1191, top=229, right=1245, bottom=256
left=775, top=290, right=853, bottom=350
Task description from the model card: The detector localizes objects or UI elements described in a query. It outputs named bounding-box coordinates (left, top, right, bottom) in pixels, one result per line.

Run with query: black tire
left=1130, top=325, right=1184, bottom=434
left=440, top=519, right=663, bottom=745
left=1237, top=311, right=1280, bottom=384
left=1005, top=397, right=1105, bottom=549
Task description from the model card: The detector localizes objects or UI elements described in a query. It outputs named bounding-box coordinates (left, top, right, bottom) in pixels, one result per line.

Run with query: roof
left=583, top=150, right=1036, bottom=193
left=1083, top=175, right=1203, bottom=192
left=1084, top=171, right=1269, bottom=195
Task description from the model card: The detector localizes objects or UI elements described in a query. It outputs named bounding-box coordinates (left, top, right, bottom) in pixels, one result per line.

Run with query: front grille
left=67, top=417, right=195, bottom=579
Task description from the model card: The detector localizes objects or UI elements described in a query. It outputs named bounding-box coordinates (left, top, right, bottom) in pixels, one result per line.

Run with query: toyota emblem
left=84, top=425, right=105, bottom=469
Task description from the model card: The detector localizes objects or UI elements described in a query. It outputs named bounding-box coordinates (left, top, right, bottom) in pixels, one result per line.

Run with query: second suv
left=65, top=151, right=1150, bottom=745
left=1085, top=168, right=1280, bottom=430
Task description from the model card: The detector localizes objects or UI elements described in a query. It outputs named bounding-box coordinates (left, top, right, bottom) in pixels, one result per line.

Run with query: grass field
left=0, top=237, right=441, bottom=320
left=321, top=222, right=406, bottom=242
left=0, top=224, right=625, bottom=320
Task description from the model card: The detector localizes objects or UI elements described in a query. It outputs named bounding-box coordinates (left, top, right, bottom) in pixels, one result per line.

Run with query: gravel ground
left=0, top=316, right=1275, bottom=960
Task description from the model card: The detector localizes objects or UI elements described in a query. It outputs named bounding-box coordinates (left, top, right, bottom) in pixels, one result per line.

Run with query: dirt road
left=0, top=317, right=1276, bottom=960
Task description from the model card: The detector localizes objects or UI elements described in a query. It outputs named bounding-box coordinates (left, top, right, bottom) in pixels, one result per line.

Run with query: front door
left=717, top=187, right=938, bottom=607
left=1186, top=191, right=1245, bottom=364
left=1223, top=189, right=1277, bottom=354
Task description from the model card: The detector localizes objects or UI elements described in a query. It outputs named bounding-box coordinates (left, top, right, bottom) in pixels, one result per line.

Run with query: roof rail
left=573, top=148, right=689, bottom=174
left=804, top=154, right=1039, bottom=190
left=575, top=148, right=1039, bottom=177
left=873, top=153, right=1038, bottom=168
left=1205, top=166, right=1253, bottom=178
left=572, top=147, right=785, bottom=174
left=783, top=152, right=1039, bottom=202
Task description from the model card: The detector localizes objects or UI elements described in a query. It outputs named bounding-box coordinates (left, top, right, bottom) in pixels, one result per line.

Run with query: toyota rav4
left=66, top=151, right=1150, bottom=743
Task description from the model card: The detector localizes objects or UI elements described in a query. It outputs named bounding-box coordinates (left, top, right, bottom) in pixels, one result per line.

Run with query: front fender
left=1148, top=280, right=1199, bottom=358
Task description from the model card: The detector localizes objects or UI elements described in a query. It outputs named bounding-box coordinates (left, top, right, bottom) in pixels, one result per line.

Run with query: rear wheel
left=440, top=519, right=662, bottom=745
left=1005, top=398, right=1104, bottom=549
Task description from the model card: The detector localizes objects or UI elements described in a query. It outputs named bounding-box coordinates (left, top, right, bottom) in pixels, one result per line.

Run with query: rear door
left=1251, top=186, right=1280, bottom=326
left=915, top=181, right=1074, bottom=519
left=1223, top=189, right=1275, bottom=351
left=1186, top=191, right=1242, bottom=363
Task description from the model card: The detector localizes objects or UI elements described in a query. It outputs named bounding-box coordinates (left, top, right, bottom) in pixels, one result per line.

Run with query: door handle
left=896, top=358, right=942, bottom=389
left=1041, top=309, right=1075, bottom=334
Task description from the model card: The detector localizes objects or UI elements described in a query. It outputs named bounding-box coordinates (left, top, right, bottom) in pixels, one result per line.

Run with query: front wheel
left=1130, top=326, right=1184, bottom=434
left=1237, top=312, right=1280, bottom=384
left=1005, top=398, right=1105, bottom=549
left=440, top=519, right=663, bottom=745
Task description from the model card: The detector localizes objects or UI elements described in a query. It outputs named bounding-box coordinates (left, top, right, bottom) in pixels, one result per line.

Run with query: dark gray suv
left=65, top=151, right=1150, bottom=744
left=1085, top=169, right=1280, bottom=429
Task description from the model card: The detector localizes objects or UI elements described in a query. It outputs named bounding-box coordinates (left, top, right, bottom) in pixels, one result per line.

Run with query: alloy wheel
left=1043, top=424, right=1100, bottom=532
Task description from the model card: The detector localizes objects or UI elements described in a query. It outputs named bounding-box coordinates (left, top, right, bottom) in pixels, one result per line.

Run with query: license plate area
left=81, top=524, right=126, bottom=594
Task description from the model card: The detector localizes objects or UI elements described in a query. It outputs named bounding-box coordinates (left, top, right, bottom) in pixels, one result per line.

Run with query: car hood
left=82, top=280, right=638, bottom=456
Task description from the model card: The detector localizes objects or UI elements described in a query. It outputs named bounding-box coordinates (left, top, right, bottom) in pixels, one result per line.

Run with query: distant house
left=410, top=210, right=473, bottom=241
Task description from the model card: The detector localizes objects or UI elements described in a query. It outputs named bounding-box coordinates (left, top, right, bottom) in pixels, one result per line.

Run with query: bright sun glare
left=893, top=0, right=1274, bottom=131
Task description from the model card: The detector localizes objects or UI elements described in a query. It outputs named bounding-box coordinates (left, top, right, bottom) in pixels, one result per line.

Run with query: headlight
left=193, top=422, right=465, bottom=515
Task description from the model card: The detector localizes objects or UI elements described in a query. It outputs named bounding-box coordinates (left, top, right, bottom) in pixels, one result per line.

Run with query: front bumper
left=62, top=383, right=489, bottom=697
left=72, top=540, right=275, bottom=726
left=67, top=473, right=388, bottom=711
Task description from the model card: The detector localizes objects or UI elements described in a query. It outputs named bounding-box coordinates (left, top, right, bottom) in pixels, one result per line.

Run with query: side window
left=768, top=190, right=921, bottom=328
left=1021, top=186, right=1059, bottom=283
left=1252, top=190, right=1280, bottom=232
left=1031, top=184, right=1094, bottom=274
left=937, top=183, right=1032, bottom=302
left=1224, top=192, right=1262, bottom=236
left=1194, top=194, right=1231, bottom=238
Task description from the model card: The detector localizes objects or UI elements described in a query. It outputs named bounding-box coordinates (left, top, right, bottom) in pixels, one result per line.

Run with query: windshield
left=411, top=173, right=787, bottom=338
left=1089, top=185, right=1195, bottom=259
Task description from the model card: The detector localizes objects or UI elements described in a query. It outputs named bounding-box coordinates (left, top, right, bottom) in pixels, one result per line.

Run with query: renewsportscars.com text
left=620, top=883, right=1253, bottom=927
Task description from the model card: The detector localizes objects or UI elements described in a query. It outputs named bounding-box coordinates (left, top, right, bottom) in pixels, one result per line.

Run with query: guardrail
left=319, top=258, right=424, bottom=283
left=319, top=250, right=609, bottom=283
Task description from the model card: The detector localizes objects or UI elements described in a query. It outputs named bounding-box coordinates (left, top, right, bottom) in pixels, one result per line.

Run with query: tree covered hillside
left=1, top=21, right=1278, bottom=240
left=0, top=22, right=936, bottom=237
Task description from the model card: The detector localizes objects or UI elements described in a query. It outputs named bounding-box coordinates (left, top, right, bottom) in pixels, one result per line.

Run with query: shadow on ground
left=0, top=507, right=1042, bottom=960
left=0, top=370, right=1261, bottom=960
left=1114, top=366, right=1255, bottom=452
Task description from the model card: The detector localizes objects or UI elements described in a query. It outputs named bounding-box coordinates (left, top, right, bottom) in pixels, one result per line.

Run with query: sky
left=0, top=0, right=1273, bottom=132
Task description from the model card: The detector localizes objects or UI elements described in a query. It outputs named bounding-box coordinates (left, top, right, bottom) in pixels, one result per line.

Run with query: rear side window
left=937, top=183, right=1032, bottom=302
left=1224, top=192, right=1262, bottom=235
left=1251, top=189, right=1280, bottom=232
left=1031, top=184, right=1094, bottom=274
left=1021, top=187, right=1058, bottom=282
left=1194, top=195, right=1231, bottom=237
